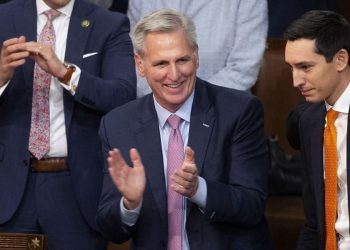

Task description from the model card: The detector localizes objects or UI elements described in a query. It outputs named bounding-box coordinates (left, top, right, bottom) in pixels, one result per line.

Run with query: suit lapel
left=187, top=79, right=215, bottom=216
left=134, top=96, right=168, bottom=238
left=309, top=104, right=326, bottom=240
left=64, top=0, right=93, bottom=66
left=14, top=0, right=37, bottom=92
left=188, top=79, right=215, bottom=174
left=63, top=0, right=94, bottom=130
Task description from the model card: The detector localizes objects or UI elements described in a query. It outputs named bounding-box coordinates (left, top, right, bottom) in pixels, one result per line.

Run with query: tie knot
left=327, top=109, right=339, bottom=125
left=44, top=9, right=60, bottom=21
left=167, top=114, right=181, bottom=130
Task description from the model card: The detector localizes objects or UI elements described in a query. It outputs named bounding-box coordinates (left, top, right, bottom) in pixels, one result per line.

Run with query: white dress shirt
left=120, top=91, right=207, bottom=250
left=325, top=82, right=350, bottom=250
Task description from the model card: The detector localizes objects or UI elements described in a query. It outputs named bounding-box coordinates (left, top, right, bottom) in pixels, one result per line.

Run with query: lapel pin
left=202, top=123, right=210, bottom=128
left=81, top=20, right=90, bottom=28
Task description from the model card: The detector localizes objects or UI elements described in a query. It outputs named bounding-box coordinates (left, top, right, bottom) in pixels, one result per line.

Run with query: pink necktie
left=167, top=114, right=184, bottom=250
left=28, top=9, right=60, bottom=159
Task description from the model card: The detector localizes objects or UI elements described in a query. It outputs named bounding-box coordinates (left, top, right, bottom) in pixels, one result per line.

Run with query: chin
left=305, top=96, right=322, bottom=103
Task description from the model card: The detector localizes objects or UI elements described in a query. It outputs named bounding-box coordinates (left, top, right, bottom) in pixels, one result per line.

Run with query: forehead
left=285, top=39, right=321, bottom=64
left=142, top=30, right=193, bottom=56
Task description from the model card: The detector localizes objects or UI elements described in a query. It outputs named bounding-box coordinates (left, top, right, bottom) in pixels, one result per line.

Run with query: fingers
left=171, top=174, right=198, bottom=198
left=172, top=168, right=197, bottom=188
left=108, top=148, right=127, bottom=169
left=171, top=147, right=199, bottom=197
left=129, top=148, right=143, bottom=169
left=184, top=146, right=195, bottom=164
left=3, top=36, right=26, bottom=47
left=107, top=149, right=128, bottom=190
left=0, top=37, right=29, bottom=83
left=3, top=37, right=27, bottom=55
left=25, top=42, right=48, bottom=57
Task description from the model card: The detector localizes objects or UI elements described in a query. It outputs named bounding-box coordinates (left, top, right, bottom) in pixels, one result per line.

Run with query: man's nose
left=292, top=70, right=304, bottom=88
left=167, top=64, right=179, bottom=82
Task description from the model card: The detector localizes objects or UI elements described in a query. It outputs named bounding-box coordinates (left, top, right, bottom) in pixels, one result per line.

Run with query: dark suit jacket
left=97, top=78, right=272, bottom=249
left=286, top=101, right=312, bottom=150
left=0, top=0, right=136, bottom=230
left=296, top=103, right=350, bottom=249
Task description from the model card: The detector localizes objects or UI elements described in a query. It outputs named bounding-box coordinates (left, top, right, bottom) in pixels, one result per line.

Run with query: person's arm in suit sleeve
left=204, top=96, right=268, bottom=227
left=71, top=15, right=136, bottom=113
left=286, top=101, right=312, bottom=150
left=296, top=115, right=319, bottom=250
left=207, top=0, right=268, bottom=90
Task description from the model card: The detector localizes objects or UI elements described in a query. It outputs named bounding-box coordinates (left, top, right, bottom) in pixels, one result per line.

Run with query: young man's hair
left=285, top=10, right=350, bottom=65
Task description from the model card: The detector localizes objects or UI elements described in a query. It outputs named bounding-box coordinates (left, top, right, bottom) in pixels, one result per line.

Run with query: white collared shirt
left=36, top=0, right=81, bottom=157
left=325, top=82, right=350, bottom=250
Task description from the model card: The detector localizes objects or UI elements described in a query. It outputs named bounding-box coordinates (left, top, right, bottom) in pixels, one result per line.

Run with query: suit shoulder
left=0, top=0, right=20, bottom=18
left=103, top=96, right=145, bottom=123
left=300, top=102, right=324, bottom=121
left=88, top=7, right=130, bottom=37
left=89, top=4, right=129, bottom=23
left=204, top=80, right=262, bottom=109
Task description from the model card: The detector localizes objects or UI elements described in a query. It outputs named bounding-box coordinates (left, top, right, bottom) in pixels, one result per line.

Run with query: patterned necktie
left=28, top=9, right=60, bottom=159
left=167, top=114, right=184, bottom=250
left=324, top=108, right=339, bottom=250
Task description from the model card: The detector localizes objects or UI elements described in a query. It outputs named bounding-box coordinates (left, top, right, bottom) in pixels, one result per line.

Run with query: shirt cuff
left=0, top=80, right=10, bottom=96
left=120, top=196, right=142, bottom=227
left=59, top=64, right=81, bottom=95
left=189, top=176, right=207, bottom=209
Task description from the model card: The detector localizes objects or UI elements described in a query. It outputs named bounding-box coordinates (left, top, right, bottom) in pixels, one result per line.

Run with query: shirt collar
left=325, top=82, right=350, bottom=114
left=36, top=0, right=74, bottom=17
left=154, top=91, right=194, bottom=129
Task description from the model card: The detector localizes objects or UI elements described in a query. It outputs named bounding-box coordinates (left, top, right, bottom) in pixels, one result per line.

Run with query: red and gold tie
left=324, top=109, right=339, bottom=250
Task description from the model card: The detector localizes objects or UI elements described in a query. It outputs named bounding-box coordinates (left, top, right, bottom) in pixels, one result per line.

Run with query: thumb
left=184, top=146, right=195, bottom=164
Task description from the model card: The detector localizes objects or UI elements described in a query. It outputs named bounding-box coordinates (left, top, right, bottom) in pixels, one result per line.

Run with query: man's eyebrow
left=152, top=59, right=168, bottom=65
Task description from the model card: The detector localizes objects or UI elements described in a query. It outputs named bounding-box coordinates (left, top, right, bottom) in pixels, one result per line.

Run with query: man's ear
left=134, top=53, right=146, bottom=77
left=335, top=49, right=349, bottom=72
left=194, top=49, right=199, bottom=69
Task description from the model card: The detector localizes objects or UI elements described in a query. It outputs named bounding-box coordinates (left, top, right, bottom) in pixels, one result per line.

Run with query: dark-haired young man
left=285, top=10, right=350, bottom=250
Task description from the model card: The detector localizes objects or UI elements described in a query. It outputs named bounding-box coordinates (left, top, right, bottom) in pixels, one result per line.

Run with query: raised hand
left=108, top=148, right=146, bottom=210
left=0, top=36, right=29, bottom=86
left=24, top=41, right=67, bottom=79
left=171, top=146, right=199, bottom=198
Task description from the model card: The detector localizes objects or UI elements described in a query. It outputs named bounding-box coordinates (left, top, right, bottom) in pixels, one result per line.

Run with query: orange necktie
left=324, top=109, right=339, bottom=250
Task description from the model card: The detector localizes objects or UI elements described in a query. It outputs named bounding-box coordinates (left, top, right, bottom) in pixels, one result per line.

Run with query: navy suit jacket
left=0, top=0, right=136, bottom=230
left=297, top=103, right=350, bottom=249
left=97, top=79, right=272, bottom=249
